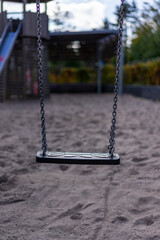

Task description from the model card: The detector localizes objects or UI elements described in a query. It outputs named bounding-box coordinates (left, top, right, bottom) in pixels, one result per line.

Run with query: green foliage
left=103, top=18, right=110, bottom=29
left=101, top=64, right=115, bottom=84
left=77, top=68, right=91, bottom=83
left=59, top=68, right=77, bottom=83
left=142, top=1, right=160, bottom=28
left=115, top=0, right=138, bottom=24
left=128, top=0, right=160, bottom=62
left=128, top=24, right=160, bottom=61
left=64, top=61, right=84, bottom=68
left=110, top=0, right=138, bottom=30
left=123, top=64, right=132, bottom=84
left=123, top=60, right=160, bottom=85
left=49, top=59, right=160, bottom=86
left=49, top=67, right=96, bottom=84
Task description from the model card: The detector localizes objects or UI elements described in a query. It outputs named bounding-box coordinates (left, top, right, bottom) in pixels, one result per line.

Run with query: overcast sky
left=3, top=0, right=153, bottom=31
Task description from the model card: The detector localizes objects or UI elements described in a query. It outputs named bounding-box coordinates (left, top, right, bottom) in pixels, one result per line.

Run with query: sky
left=3, top=0, right=153, bottom=31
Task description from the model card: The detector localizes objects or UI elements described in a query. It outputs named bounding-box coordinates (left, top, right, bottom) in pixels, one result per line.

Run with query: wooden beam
left=45, top=0, right=47, bottom=14
left=23, top=0, right=27, bottom=13
left=1, top=0, right=3, bottom=13
left=97, top=41, right=103, bottom=94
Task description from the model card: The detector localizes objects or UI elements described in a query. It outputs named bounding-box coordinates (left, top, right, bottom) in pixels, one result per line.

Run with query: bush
left=49, top=59, right=160, bottom=86
left=77, top=68, right=91, bottom=83
left=49, top=72, right=57, bottom=83
left=59, top=68, right=77, bottom=83
left=123, top=59, right=160, bottom=85
left=102, top=64, right=115, bottom=84
left=123, top=65, right=132, bottom=84
left=77, top=68, right=97, bottom=83
left=49, top=67, right=96, bottom=84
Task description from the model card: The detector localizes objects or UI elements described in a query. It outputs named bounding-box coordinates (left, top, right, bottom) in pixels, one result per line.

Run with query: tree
left=112, top=0, right=138, bottom=29
left=111, top=1, right=138, bottom=63
left=141, top=1, right=160, bottom=29
left=52, top=1, right=74, bottom=31
left=128, top=0, right=160, bottom=61
left=103, top=18, right=110, bottom=30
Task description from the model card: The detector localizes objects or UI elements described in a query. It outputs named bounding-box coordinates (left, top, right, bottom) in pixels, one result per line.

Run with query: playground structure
left=0, top=0, right=121, bottom=101
left=0, top=0, right=50, bottom=101
left=49, top=30, right=119, bottom=93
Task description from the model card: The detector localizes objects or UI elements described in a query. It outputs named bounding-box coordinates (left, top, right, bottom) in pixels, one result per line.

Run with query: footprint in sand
left=134, top=215, right=154, bottom=226
left=0, top=174, right=9, bottom=184
left=137, top=196, right=158, bottom=205
left=146, top=236, right=160, bottom=240
left=132, top=157, right=148, bottom=163
left=112, top=216, right=129, bottom=224
left=140, top=145, right=149, bottom=149
left=57, top=203, right=83, bottom=220
left=129, top=167, right=139, bottom=175
left=152, top=153, right=160, bottom=158
left=94, top=217, right=104, bottom=223
left=137, top=163, right=148, bottom=167
left=128, top=208, right=147, bottom=215
left=80, top=169, right=93, bottom=175
left=59, top=165, right=69, bottom=171
left=0, top=174, right=16, bottom=192
left=0, top=197, right=26, bottom=206
left=129, top=196, right=160, bottom=216
left=0, top=161, right=5, bottom=167
left=70, top=212, right=83, bottom=220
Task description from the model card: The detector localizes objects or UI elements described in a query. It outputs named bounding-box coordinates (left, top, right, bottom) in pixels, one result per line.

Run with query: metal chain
left=108, top=0, right=125, bottom=157
left=36, top=0, right=47, bottom=156
left=36, top=0, right=124, bottom=157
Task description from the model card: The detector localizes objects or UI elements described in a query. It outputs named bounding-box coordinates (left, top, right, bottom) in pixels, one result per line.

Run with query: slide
left=0, top=20, right=22, bottom=74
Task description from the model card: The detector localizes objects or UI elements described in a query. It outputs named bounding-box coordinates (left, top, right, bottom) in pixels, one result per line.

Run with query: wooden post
left=23, top=0, right=27, bottom=13
left=45, top=0, right=47, bottom=14
left=97, top=41, right=102, bottom=94
left=1, top=0, right=3, bottom=13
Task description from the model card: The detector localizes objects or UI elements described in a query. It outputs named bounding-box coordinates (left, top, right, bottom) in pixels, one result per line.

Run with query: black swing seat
left=36, top=151, right=120, bottom=165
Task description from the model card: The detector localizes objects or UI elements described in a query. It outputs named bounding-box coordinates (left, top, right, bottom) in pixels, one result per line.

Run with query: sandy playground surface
left=1, top=93, right=160, bottom=240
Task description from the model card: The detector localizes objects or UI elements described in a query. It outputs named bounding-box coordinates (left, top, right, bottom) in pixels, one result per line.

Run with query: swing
left=36, top=0, right=125, bottom=165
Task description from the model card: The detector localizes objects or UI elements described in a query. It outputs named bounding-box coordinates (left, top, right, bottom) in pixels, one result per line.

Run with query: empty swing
left=36, top=0, right=125, bottom=165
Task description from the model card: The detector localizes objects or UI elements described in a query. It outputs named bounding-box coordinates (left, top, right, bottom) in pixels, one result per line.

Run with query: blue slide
left=0, top=21, right=22, bottom=74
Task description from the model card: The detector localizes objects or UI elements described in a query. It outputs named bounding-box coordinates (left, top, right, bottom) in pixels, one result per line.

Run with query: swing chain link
left=108, top=0, right=125, bottom=157
left=36, top=0, right=47, bottom=156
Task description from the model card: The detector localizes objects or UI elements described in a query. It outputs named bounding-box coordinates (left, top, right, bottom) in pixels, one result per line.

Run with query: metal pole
left=97, top=41, right=102, bottom=94
left=119, top=43, right=124, bottom=95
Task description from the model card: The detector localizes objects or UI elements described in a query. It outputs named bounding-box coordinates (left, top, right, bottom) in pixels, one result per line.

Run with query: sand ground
left=0, top=94, right=160, bottom=240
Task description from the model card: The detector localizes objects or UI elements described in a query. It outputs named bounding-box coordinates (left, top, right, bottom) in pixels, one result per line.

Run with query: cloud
left=48, top=0, right=105, bottom=31
left=2, top=0, right=155, bottom=32
left=59, top=0, right=97, bottom=3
